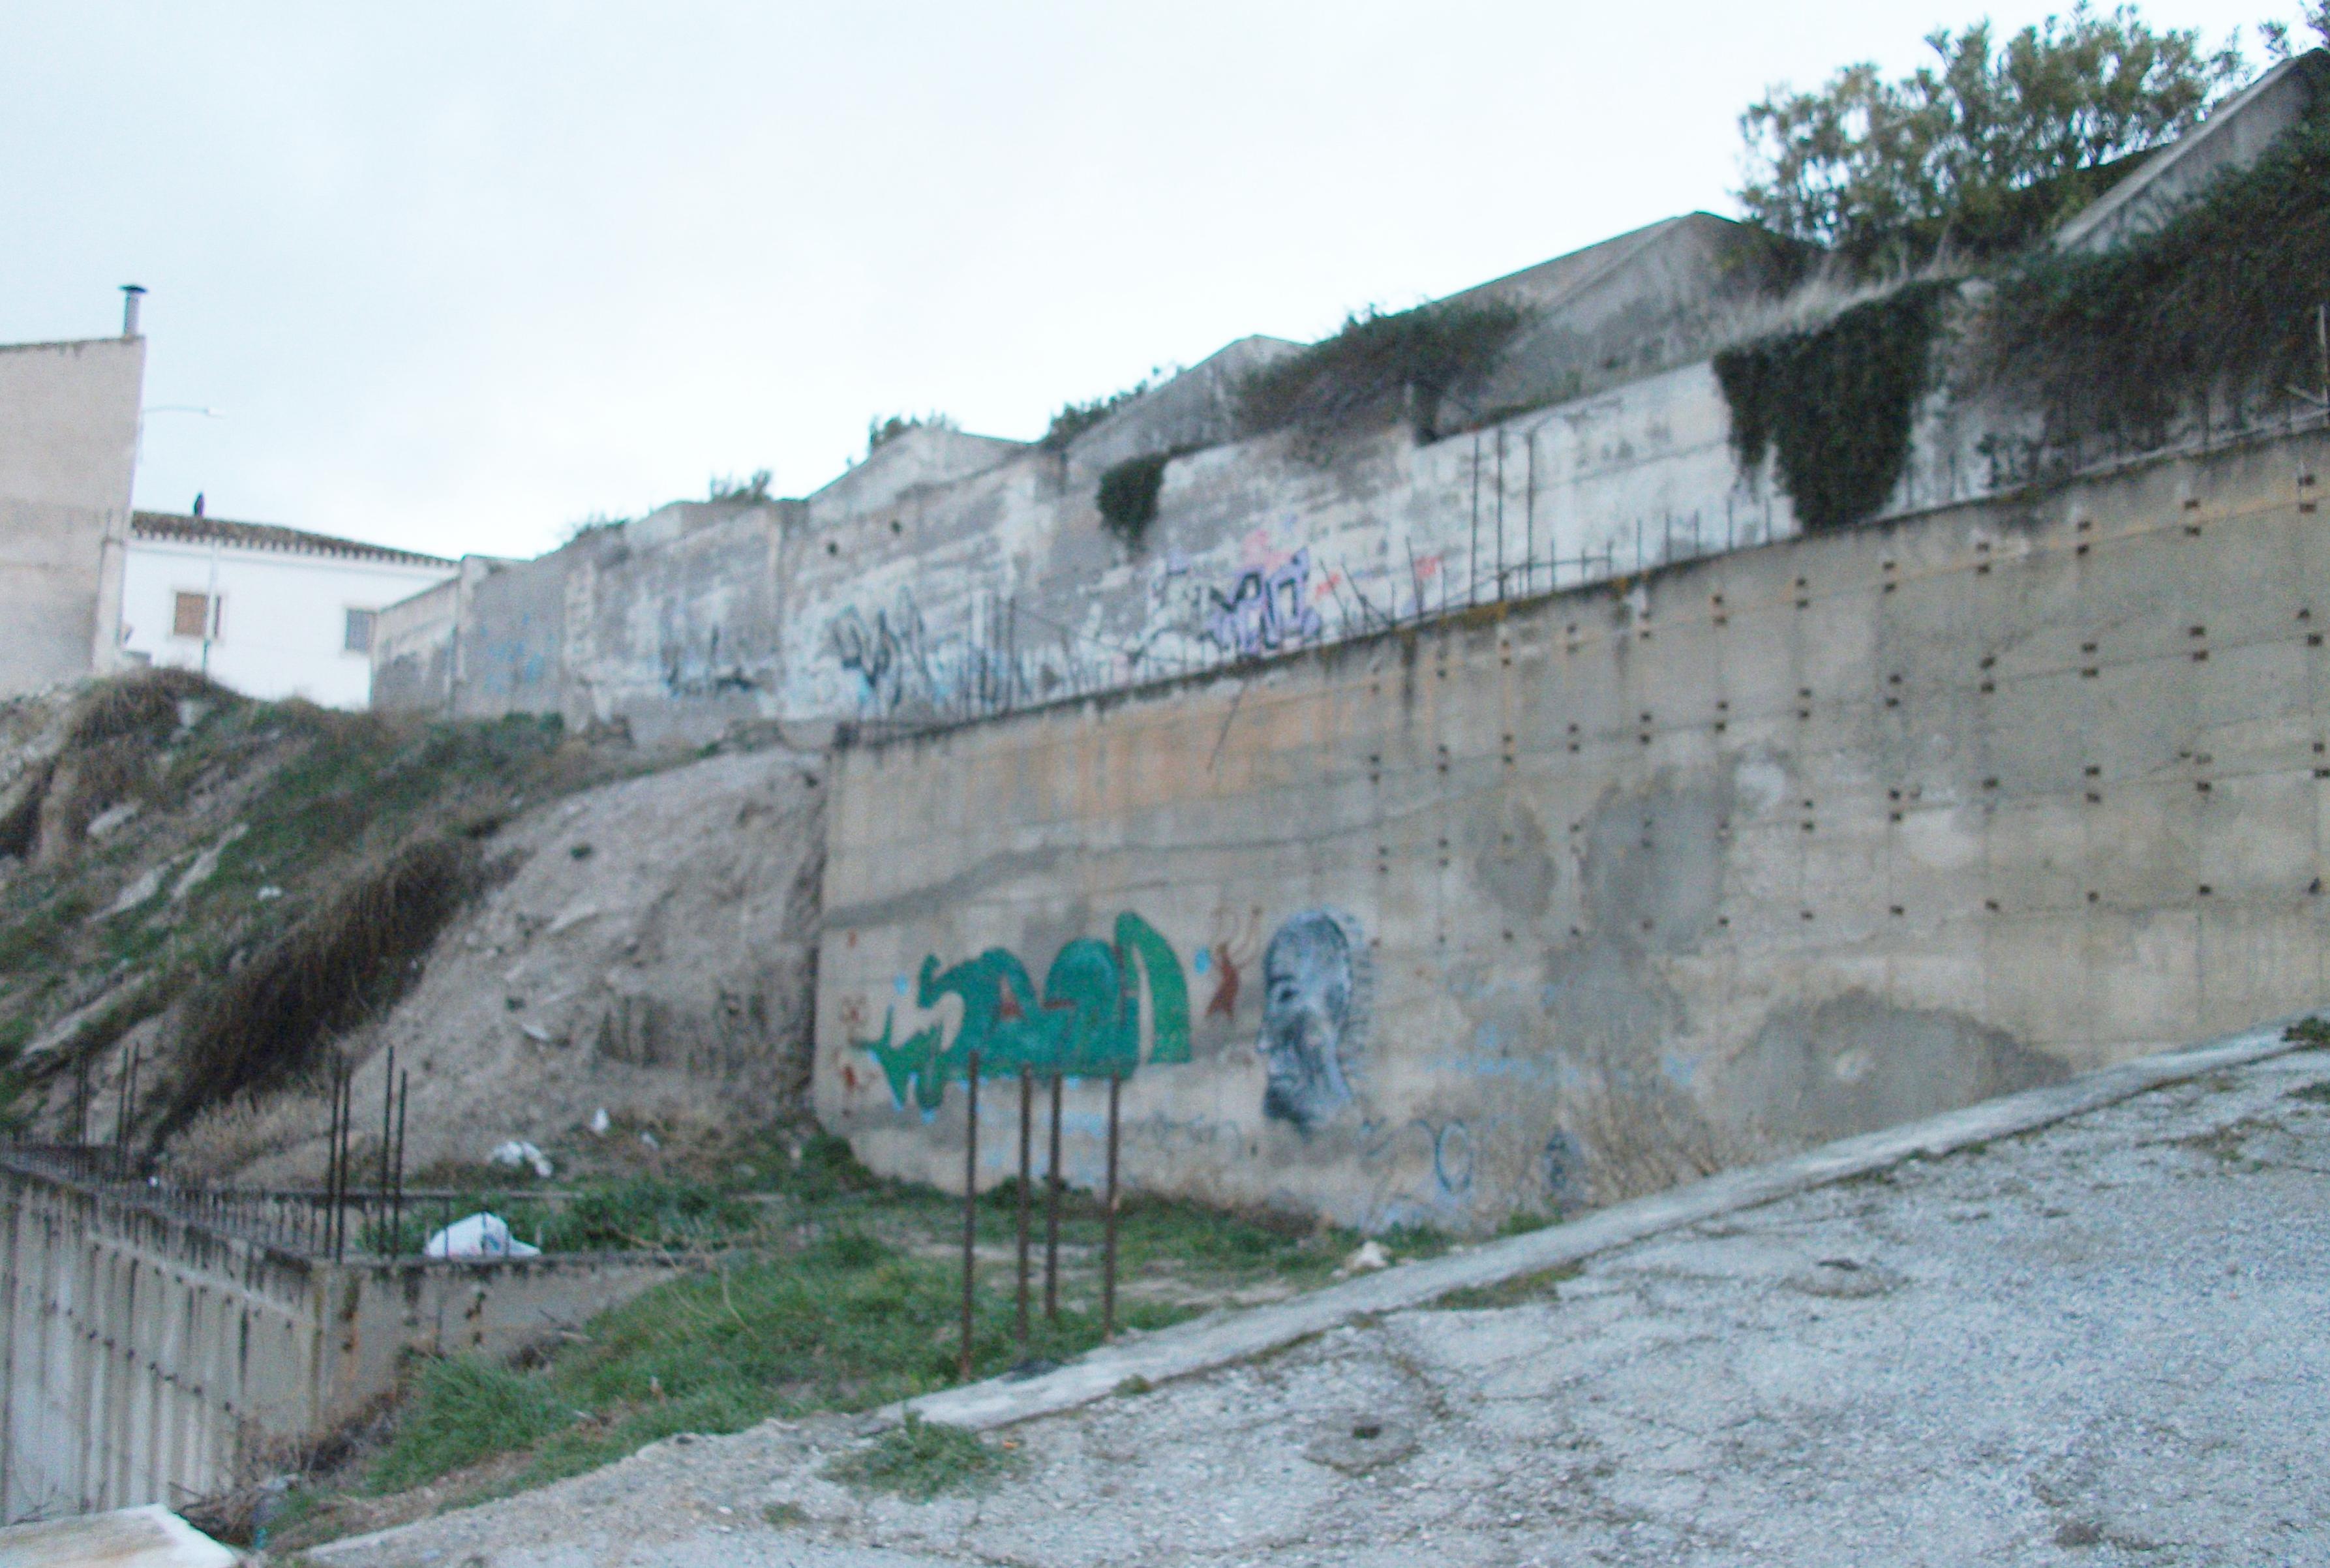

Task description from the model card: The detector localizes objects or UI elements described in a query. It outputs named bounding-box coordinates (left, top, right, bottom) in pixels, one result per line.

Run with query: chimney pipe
left=120, top=285, right=145, bottom=338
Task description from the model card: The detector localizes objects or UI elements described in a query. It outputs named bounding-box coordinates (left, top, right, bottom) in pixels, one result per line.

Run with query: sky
left=0, top=1, right=2290, bottom=561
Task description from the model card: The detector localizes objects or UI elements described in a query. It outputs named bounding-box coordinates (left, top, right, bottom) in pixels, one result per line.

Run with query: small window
left=344, top=608, right=377, bottom=654
left=172, top=592, right=217, bottom=640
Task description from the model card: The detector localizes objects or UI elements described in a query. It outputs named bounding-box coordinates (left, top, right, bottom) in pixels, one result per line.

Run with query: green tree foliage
left=1738, top=5, right=2246, bottom=269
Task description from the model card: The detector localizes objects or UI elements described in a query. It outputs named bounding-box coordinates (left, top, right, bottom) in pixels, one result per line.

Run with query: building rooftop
left=131, top=511, right=455, bottom=569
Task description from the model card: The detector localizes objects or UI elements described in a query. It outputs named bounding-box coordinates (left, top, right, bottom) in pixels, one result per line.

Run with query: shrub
left=1096, top=451, right=1175, bottom=545
left=1234, top=301, right=1529, bottom=442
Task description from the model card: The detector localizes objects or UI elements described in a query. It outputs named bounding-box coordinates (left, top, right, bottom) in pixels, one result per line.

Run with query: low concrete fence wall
left=815, top=425, right=2330, bottom=1231
left=0, top=1158, right=676, bottom=1522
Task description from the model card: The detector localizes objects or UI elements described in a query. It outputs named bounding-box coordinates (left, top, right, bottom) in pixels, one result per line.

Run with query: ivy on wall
left=1990, top=82, right=2330, bottom=449
left=1713, top=280, right=1958, bottom=532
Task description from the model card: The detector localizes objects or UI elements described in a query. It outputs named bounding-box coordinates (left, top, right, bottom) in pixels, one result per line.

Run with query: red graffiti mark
left=996, top=974, right=1023, bottom=1021
left=1313, top=570, right=1340, bottom=601
left=841, top=1061, right=860, bottom=1093
left=1415, top=554, right=1443, bottom=580
left=1205, top=945, right=1241, bottom=1019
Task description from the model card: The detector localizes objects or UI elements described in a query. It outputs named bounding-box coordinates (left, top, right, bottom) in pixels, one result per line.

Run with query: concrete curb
left=905, top=1022, right=2312, bottom=1432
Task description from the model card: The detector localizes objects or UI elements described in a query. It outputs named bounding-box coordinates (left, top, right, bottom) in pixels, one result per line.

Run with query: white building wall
left=120, top=537, right=455, bottom=708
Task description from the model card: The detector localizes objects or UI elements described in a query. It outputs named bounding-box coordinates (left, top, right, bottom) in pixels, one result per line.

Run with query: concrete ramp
left=0, top=1505, right=234, bottom=1567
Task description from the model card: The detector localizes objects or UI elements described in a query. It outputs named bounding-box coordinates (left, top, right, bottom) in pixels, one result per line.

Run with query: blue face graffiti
left=851, top=913, right=1191, bottom=1111
left=1258, top=909, right=1370, bottom=1131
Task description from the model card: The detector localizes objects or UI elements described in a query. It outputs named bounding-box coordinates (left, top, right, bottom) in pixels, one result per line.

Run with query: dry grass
left=168, top=1078, right=342, bottom=1182
left=159, top=836, right=485, bottom=1138
left=1560, top=1051, right=1731, bottom=1205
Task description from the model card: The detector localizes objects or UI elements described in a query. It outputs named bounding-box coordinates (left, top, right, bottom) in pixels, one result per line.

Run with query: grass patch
left=2288, top=1081, right=2330, bottom=1106
left=369, top=1358, right=566, bottom=1494
left=821, top=1413, right=1020, bottom=1501
left=1429, top=1262, right=1581, bottom=1312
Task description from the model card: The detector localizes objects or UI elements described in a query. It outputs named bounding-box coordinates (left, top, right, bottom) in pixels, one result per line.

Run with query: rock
left=1339, top=1240, right=1392, bottom=1275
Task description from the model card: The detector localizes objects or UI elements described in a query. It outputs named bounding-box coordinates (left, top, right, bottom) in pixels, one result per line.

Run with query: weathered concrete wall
left=371, top=575, right=461, bottom=714
left=0, top=337, right=144, bottom=698
left=374, top=305, right=2023, bottom=744
left=815, top=425, right=2330, bottom=1232
left=0, top=1163, right=673, bottom=1521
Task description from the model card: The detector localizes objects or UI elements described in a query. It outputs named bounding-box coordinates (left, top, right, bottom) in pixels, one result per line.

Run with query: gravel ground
left=307, top=1046, right=2330, bottom=1568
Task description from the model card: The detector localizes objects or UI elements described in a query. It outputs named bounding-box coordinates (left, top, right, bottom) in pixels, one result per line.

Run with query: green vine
left=1990, top=79, right=2330, bottom=450
left=1713, top=280, right=1956, bottom=531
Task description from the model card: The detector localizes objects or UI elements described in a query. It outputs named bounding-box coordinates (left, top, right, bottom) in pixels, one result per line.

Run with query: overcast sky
left=1, top=2, right=2286, bottom=560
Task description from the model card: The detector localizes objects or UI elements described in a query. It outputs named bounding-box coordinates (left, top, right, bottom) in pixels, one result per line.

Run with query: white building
left=121, top=511, right=456, bottom=708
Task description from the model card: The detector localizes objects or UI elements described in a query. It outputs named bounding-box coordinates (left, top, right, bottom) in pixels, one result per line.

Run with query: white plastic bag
left=423, top=1211, right=541, bottom=1259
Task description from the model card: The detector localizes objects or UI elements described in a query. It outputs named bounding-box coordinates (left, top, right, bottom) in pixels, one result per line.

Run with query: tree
left=2260, top=1, right=2330, bottom=61
left=1737, top=5, right=2247, bottom=271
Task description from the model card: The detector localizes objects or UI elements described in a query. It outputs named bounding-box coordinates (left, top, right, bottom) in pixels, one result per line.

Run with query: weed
left=2286, top=1018, right=2330, bottom=1048
left=2289, top=1082, right=2330, bottom=1106
left=1113, top=1375, right=1153, bottom=1398
left=821, top=1413, right=1019, bottom=1501
left=541, top=1179, right=758, bottom=1252
left=1429, top=1263, right=1581, bottom=1311
left=763, top=1500, right=808, bottom=1527
left=369, top=1358, right=564, bottom=1494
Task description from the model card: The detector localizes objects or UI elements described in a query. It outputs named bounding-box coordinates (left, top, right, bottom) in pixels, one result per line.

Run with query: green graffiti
left=850, top=912, right=1190, bottom=1111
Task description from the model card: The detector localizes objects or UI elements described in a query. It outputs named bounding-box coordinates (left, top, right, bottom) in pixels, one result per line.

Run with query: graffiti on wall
left=853, top=912, right=1190, bottom=1111
left=1204, top=547, right=1326, bottom=657
left=830, top=592, right=935, bottom=714
left=1257, top=909, right=1372, bottom=1131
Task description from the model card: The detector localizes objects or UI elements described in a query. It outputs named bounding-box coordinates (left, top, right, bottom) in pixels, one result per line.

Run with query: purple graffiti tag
left=1205, top=547, right=1325, bottom=657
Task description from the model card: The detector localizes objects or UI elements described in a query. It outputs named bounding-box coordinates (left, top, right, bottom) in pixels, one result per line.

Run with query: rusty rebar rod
left=959, top=1048, right=981, bottom=1381
left=1016, top=1066, right=1034, bottom=1349
left=1102, top=1072, right=1121, bottom=1340
left=1044, top=1072, right=1063, bottom=1321
left=378, top=1045, right=396, bottom=1196
left=393, top=1069, right=408, bottom=1254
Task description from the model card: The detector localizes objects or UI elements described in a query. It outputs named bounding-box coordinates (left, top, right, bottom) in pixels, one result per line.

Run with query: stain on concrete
left=1468, top=794, right=1554, bottom=925
left=1722, top=992, right=2067, bottom=1143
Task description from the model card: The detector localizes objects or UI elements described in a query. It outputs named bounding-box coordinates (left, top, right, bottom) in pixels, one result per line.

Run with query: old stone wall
left=0, top=1161, right=673, bottom=1520
left=814, top=424, right=2330, bottom=1231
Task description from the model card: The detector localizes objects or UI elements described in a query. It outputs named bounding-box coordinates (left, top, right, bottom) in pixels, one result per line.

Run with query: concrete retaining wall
left=814, top=425, right=2330, bottom=1231
left=0, top=1164, right=673, bottom=1522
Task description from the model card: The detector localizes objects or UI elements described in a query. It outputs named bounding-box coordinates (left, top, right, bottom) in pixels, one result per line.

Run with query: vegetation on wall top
left=1988, top=72, right=2330, bottom=450
left=865, top=412, right=958, bottom=456
left=1737, top=5, right=2247, bottom=273
left=1042, top=378, right=1156, bottom=450
left=1234, top=300, right=1529, bottom=444
left=1713, top=280, right=1958, bottom=532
